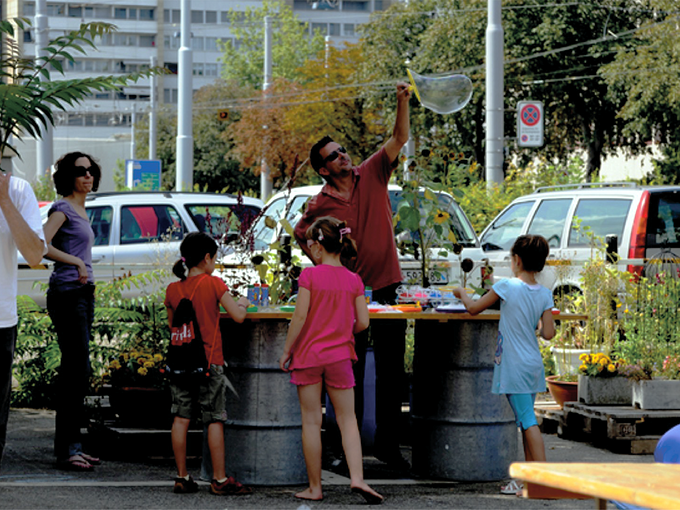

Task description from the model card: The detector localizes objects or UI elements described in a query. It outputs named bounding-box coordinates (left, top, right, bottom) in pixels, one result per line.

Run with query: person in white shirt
left=0, top=171, right=46, bottom=467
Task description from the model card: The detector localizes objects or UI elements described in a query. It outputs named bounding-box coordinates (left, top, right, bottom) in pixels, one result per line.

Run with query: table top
left=220, top=310, right=587, bottom=321
left=509, top=462, right=680, bottom=510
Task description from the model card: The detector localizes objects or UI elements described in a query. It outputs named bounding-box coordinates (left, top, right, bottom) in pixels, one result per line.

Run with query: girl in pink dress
left=279, top=216, right=383, bottom=505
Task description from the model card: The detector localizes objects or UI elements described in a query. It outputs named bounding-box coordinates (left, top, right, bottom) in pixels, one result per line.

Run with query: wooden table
left=509, top=462, right=680, bottom=509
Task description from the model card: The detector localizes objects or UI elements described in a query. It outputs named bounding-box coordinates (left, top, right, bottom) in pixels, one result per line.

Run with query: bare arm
left=382, top=82, right=412, bottom=163
left=0, top=173, right=45, bottom=267
left=453, top=287, right=500, bottom=315
left=220, top=292, right=250, bottom=324
left=279, top=287, right=311, bottom=371
left=353, top=295, right=369, bottom=334
left=539, top=309, right=555, bottom=340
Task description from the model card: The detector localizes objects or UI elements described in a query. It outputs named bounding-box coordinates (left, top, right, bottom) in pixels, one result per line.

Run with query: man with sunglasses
left=294, top=82, right=412, bottom=471
left=0, top=171, right=47, bottom=468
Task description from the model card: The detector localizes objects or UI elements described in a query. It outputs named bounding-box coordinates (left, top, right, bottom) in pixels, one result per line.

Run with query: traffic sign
left=517, top=101, right=544, bottom=147
left=218, top=109, right=229, bottom=121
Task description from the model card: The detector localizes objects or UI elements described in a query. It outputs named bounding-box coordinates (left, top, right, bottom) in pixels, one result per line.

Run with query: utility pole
left=260, top=15, right=273, bottom=202
left=176, top=0, right=193, bottom=191
left=149, top=56, right=157, bottom=160
left=130, top=103, right=136, bottom=159
left=35, top=0, right=53, bottom=181
left=485, top=0, right=504, bottom=189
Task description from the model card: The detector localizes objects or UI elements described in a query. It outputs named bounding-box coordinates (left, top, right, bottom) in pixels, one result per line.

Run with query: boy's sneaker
left=210, top=476, right=253, bottom=495
left=173, top=475, right=199, bottom=494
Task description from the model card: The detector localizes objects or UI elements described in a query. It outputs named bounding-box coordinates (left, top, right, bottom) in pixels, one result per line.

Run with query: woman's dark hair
left=305, top=216, right=357, bottom=265
left=309, top=135, right=334, bottom=173
left=511, top=234, right=549, bottom=272
left=52, top=152, right=102, bottom=196
left=173, top=232, right=218, bottom=280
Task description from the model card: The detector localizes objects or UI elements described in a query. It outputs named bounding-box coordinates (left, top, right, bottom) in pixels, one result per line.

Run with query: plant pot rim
left=546, top=375, right=578, bottom=385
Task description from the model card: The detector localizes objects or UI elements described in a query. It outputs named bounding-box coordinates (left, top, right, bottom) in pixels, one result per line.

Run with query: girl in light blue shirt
left=454, top=235, right=555, bottom=494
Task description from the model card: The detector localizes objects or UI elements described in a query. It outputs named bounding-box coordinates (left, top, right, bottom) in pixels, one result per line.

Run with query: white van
left=221, top=184, right=485, bottom=289
left=478, top=183, right=680, bottom=295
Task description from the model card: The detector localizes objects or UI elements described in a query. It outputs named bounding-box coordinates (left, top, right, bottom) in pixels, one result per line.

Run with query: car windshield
left=186, top=204, right=260, bottom=238
left=389, top=190, right=478, bottom=247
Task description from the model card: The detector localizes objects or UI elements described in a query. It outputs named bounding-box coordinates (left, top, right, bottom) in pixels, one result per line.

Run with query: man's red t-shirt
left=164, top=274, right=229, bottom=366
left=294, top=147, right=402, bottom=292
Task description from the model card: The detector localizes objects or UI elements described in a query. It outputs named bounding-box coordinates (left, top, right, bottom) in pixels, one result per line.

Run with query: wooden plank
left=510, top=463, right=680, bottom=510
left=221, top=311, right=587, bottom=321
left=524, top=482, right=592, bottom=500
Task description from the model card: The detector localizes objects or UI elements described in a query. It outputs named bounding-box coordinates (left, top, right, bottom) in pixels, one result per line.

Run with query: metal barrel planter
left=411, top=319, right=519, bottom=481
left=202, top=318, right=306, bottom=485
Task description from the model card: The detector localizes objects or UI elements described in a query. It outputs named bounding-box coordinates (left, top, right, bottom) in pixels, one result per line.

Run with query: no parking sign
left=517, top=101, right=544, bottom=147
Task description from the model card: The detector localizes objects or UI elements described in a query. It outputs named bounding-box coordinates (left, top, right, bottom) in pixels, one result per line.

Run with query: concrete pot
left=632, top=379, right=680, bottom=410
left=577, top=375, right=633, bottom=406
left=552, top=347, right=590, bottom=376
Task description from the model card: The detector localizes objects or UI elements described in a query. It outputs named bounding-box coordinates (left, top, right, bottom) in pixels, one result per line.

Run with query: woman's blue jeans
left=47, top=284, right=94, bottom=460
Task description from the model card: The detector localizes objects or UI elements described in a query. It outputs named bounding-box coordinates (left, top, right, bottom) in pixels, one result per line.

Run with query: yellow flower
left=597, top=365, right=604, bottom=372
left=434, top=211, right=450, bottom=224
left=599, top=358, right=609, bottom=366
left=109, top=360, right=121, bottom=370
left=607, top=364, right=616, bottom=372
left=137, top=367, right=148, bottom=376
left=122, top=353, right=129, bottom=361
left=144, top=361, right=154, bottom=368
left=153, top=354, right=163, bottom=362
left=579, top=354, right=590, bottom=362
left=579, top=364, right=588, bottom=372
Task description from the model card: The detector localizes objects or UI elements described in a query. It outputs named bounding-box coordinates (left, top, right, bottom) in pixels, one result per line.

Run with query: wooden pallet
left=560, top=403, right=680, bottom=454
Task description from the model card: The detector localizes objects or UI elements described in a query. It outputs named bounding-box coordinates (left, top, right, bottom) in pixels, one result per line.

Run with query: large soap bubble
left=407, top=69, right=473, bottom=115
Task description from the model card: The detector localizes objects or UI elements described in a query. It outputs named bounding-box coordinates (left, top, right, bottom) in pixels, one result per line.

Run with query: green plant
left=0, top=19, right=162, bottom=161
left=617, top=268, right=680, bottom=380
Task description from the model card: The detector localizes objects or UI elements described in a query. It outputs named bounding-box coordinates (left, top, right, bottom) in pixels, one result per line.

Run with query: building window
left=344, top=24, right=355, bottom=36
left=205, top=37, right=218, bottom=52
left=191, top=37, right=204, bottom=51
left=375, top=0, right=383, bottom=10
left=23, top=30, right=33, bottom=43
left=164, top=9, right=170, bottom=22
left=164, top=88, right=178, bottom=104
left=205, top=63, right=218, bottom=77
left=23, top=2, right=35, bottom=16
left=343, top=1, right=368, bottom=11
left=128, top=8, right=137, bottom=19
left=166, top=63, right=178, bottom=74
left=68, top=5, right=82, bottom=17
left=140, top=35, right=155, bottom=47
left=172, top=9, right=180, bottom=23
left=311, top=23, right=327, bottom=36
left=94, top=6, right=110, bottom=18
left=220, top=11, right=229, bottom=23
left=139, top=8, right=154, bottom=20
left=191, top=10, right=204, bottom=23
left=193, top=63, right=204, bottom=76
left=46, top=4, right=65, bottom=16
left=114, top=8, right=127, bottom=19
left=329, top=23, right=340, bottom=36
left=206, top=10, right=217, bottom=23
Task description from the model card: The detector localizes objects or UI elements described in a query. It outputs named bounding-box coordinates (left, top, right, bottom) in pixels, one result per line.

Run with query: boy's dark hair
left=309, top=135, right=334, bottom=174
left=511, top=235, right=549, bottom=272
left=305, top=216, right=357, bottom=265
left=53, top=152, right=102, bottom=196
left=173, top=232, right=218, bottom=280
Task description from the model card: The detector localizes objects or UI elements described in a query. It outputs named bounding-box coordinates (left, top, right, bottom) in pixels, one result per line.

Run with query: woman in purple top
left=43, top=152, right=102, bottom=471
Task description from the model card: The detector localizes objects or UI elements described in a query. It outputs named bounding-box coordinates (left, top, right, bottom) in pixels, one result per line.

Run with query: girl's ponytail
left=338, top=221, right=357, bottom=262
left=172, top=257, right=188, bottom=280
left=173, top=232, right=218, bottom=280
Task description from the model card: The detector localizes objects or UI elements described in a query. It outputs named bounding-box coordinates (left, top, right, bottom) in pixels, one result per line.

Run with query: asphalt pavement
left=0, top=407, right=653, bottom=510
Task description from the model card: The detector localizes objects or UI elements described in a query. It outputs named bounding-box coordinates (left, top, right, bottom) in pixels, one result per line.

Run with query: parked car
left=478, top=183, right=680, bottom=295
left=18, top=191, right=263, bottom=306
left=221, top=184, right=485, bottom=289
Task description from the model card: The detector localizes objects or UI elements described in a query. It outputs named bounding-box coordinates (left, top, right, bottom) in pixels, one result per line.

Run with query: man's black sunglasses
left=74, top=166, right=96, bottom=177
left=324, top=146, right=347, bottom=164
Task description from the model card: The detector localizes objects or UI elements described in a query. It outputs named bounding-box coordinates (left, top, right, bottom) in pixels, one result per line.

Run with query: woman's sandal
left=77, top=452, right=101, bottom=465
left=500, top=479, right=523, bottom=495
left=59, top=454, right=95, bottom=472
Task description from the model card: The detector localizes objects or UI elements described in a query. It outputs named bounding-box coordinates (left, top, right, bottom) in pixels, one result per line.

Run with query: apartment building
left=2, top=0, right=391, bottom=185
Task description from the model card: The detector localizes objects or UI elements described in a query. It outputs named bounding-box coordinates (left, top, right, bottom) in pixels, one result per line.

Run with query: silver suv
left=478, top=183, right=680, bottom=294
left=18, top=191, right=263, bottom=306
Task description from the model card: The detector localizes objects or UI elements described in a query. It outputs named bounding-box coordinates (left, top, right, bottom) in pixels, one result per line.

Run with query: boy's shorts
left=506, top=393, right=538, bottom=431
left=170, top=364, right=228, bottom=424
left=290, top=359, right=355, bottom=389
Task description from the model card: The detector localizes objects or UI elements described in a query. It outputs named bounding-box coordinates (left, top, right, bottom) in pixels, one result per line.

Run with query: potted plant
left=577, top=352, right=633, bottom=405
left=617, top=268, right=680, bottom=409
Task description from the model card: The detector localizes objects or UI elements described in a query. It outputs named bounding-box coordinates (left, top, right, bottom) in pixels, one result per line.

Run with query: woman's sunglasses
left=74, top=166, right=96, bottom=177
left=323, top=146, right=347, bottom=163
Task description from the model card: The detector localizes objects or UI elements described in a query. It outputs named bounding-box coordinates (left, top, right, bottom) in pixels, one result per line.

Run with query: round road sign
left=520, top=104, right=541, bottom=127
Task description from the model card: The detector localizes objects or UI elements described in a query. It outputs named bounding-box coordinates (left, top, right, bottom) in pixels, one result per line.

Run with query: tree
left=228, top=43, right=384, bottom=186
left=600, top=0, right=680, bottom=182
left=219, top=0, right=324, bottom=89
left=134, top=81, right=260, bottom=193
left=0, top=19, right=160, bottom=161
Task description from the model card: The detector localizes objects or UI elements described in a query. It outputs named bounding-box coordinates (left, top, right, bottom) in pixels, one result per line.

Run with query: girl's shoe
left=174, top=475, right=199, bottom=494
left=500, top=479, right=523, bottom=495
left=210, top=476, right=253, bottom=495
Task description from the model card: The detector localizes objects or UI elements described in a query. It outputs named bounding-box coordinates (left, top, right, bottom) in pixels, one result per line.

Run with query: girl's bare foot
left=351, top=482, right=383, bottom=505
left=295, top=487, right=324, bottom=501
